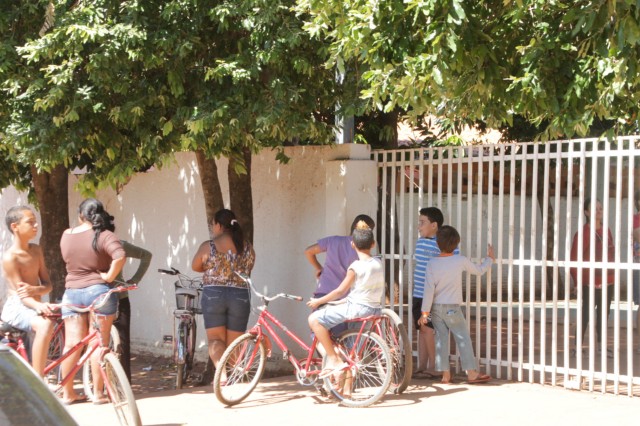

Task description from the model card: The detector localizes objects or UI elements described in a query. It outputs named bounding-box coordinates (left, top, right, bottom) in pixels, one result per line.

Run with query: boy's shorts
left=310, top=300, right=380, bottom=330
left=412, top=298, right=434, bottom=329
left=0, top=295, right=37, bottom=332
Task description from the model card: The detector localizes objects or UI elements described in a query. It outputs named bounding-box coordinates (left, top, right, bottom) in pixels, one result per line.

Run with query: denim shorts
left=0, top=295, right=37, bottom=332
left=61, top=284, right=118, bottom=318
left=200, top=286, right=251, bottom=332
left=310, top=300, right=381, bottom=330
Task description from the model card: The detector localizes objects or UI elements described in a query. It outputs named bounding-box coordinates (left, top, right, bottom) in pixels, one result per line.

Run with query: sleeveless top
left=202, top=239, right=255, bottom=287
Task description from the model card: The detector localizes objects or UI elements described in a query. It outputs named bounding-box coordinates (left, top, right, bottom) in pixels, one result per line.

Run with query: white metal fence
left=374, top=137, right=640, bottom=396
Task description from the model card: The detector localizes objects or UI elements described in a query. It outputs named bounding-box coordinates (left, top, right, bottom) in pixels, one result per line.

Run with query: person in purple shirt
left=304, top=214, right=376, bottom=300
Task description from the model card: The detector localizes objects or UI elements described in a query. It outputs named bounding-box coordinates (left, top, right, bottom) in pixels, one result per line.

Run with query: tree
left=297, top=0, right=640, bottom=139
left=1, top=1, right=340, bottom=298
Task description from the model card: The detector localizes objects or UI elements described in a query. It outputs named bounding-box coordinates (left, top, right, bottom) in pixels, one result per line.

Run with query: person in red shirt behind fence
left=570, top=198, right=615, bottom=358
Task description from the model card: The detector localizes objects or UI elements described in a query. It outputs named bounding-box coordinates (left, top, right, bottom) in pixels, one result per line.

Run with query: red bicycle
left=213, top=272, right=392, bottom=408
left=46, top=285, right=141, bottom=426
left=1, top=298, right=122, bottom=395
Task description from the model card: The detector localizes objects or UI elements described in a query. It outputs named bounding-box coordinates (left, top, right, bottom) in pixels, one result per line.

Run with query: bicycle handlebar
left=234, top=271, right=303, bottom=303
left=160, top=266, right=202, bottom=290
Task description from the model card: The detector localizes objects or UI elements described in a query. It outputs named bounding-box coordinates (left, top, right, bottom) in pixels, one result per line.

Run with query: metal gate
left=374, top=137, right=640, bottom=396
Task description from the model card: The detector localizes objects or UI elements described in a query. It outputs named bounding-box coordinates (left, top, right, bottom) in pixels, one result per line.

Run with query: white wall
left=1, top=144, right=377, bottom=359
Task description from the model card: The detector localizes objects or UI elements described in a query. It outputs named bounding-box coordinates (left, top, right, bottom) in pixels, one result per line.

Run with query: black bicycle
left=159, top=267, right=203, bottom=389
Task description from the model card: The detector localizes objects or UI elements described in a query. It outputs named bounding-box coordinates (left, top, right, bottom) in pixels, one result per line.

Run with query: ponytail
left=78, top=198, right=115, bottom=251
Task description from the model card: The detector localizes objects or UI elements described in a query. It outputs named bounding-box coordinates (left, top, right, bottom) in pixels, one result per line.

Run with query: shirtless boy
left=1, top=206, right=56, bottom=377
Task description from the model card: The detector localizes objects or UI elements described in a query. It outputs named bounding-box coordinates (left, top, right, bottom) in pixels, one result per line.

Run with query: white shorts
left=0, top=295, right=37, bottom=332
left=310, top=300, right=380, bottom=330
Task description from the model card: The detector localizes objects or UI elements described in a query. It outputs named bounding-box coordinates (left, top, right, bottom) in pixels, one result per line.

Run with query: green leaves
left=1, top=0, right=337, bottom=196
left=299, top=0, right=640, bottom=138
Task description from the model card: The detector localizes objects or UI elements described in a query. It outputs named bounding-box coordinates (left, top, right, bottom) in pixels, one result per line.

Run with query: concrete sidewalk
left=66, top=375, right=639, bottom=426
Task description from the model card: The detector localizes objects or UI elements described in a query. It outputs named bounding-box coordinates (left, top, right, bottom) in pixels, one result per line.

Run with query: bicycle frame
left=43, top=324, right=106, bottom=389
left=248, top=307, right=322, bottom=378
left=173, top=310, right=196, bottom=360
left=247, top=306, right=383, bottom=382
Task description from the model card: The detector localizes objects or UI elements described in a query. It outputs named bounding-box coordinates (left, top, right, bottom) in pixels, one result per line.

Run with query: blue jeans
left=431, top=304, right=477, bottom=372
left=200, top=286, right=251, bottom=332
left=61, top=284, right=118, bottom=318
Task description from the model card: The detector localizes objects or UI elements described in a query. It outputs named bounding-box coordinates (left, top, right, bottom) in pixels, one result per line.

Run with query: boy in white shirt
left=419, top=225, right=494, bottom=384
left=307, top=221, right=384, bottom=378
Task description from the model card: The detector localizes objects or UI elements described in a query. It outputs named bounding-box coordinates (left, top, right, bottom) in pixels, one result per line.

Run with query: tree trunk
left=372, top=110, right=401, bottom=303
left=31, top=165, right=69, bottom=302
left=195, top=149, right=224, bottom=225
left=229, top=147, right=254, bottom=244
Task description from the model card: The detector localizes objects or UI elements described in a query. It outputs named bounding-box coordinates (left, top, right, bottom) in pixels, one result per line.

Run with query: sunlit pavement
left=66, top=375, right=640, bottom=426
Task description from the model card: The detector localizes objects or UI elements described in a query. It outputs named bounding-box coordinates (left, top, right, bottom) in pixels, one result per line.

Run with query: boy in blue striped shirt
left=412, top=207, right=457, bottom=379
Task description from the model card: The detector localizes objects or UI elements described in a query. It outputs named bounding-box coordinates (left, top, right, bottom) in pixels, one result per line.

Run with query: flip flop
left=93, top=398, right=109, bottom=406
left=318, top=362, right=348, bottom=379
left=412, top=371, right=441, bottom=380
left=467, top=374, right=491, bottom=384
left=62, top=394, right=88, bottom=405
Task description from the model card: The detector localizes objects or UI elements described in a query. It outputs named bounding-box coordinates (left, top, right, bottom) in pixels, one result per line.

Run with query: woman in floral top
left=192, top=209, right=255, bottom=375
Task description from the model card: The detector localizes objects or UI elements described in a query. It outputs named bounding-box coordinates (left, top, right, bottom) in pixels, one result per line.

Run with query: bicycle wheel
left=330, top=331, right=392, bottom=407
left=213, top=333, right=266, bottom=406
left=103, top=352, right=141, bottom=426
left=45, top=321, right=65, bottom=387
left=380, top=308, right=412, bottom=394
left=83, top=327, right=122, bottom=399
left=175, top=321, right=189, bottom=389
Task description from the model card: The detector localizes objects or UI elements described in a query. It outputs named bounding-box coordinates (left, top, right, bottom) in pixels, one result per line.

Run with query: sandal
left=467, top=374, right=491, bottom=384
left=318, top=362, right=348, bottom=379
left=62, top=394, right=88, bottom=405
left=412, top=371, right=440, bottom=380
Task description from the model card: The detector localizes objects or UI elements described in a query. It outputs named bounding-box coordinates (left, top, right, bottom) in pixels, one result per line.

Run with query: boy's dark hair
left=419, top=207, right=444, bottom=228
left=352, top=221, right=375, bottom=250
left=436, top=225, right=460, bottom=253
left=350, top=214, right=375, bottom=233
left=5, top=206, right=32, bottom=232
left=635, top=190, right=640, bottom=211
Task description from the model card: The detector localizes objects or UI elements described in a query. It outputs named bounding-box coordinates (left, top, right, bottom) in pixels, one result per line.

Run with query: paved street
left=66, top=374, right=639, bottom=426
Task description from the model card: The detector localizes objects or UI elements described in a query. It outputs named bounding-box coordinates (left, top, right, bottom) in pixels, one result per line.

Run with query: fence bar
left=486, top=148, right=494, bottom=374
left=496, top=145, right=506, bottom=379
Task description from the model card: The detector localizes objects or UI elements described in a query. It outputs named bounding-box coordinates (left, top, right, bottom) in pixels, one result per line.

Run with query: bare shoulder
left=28, top=243, right=44, bottom=256
left=197, top=240, right=212, bottom=251
left=2, top=248, right=17, bottom=265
